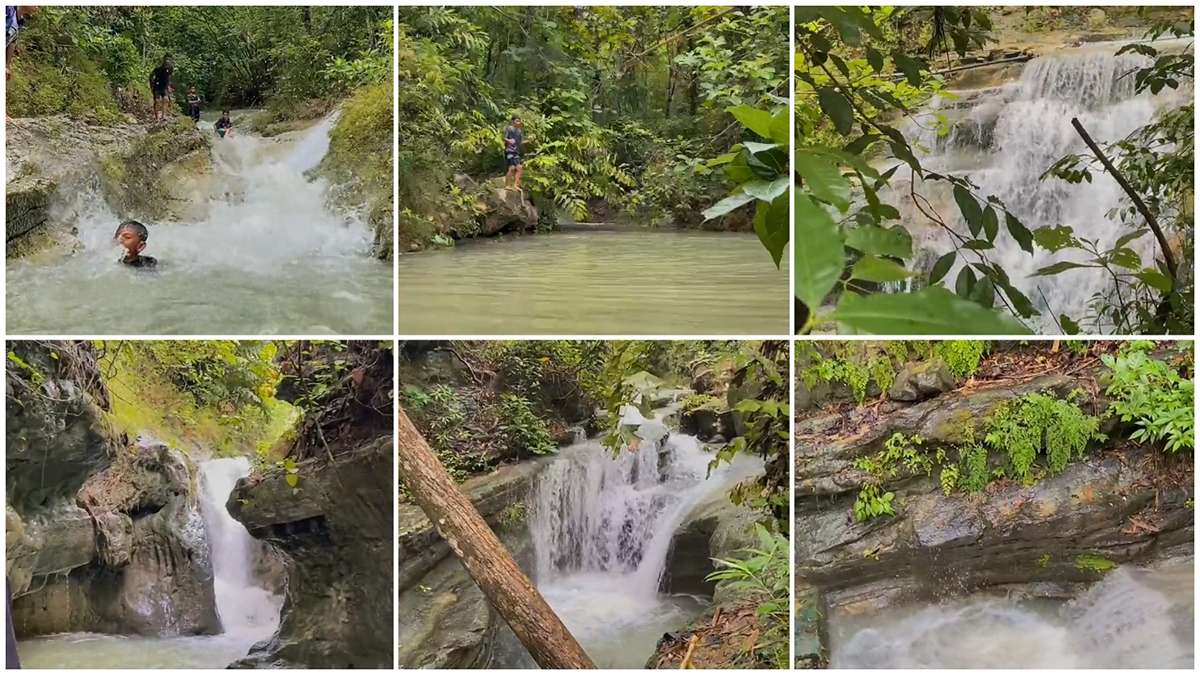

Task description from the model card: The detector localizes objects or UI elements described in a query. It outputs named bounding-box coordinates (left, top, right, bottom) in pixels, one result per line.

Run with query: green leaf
left=742, top=177, right=790, bottom=202
left=702, top=192, right=756, bottom=220
left=768, top=108, right=790, bottom=145
left=1033, top=225, right=1077, bottom=252
left=817, top=87, right=854, bottom=135
left=753, top=194, right=789, bottom=268
left=728, top=105, right=774, bottom=139
left=1136, top=268, right=1174, bottom=293
left=865, top=46, right=884, bottom=73
left=1107, top=247, right=1141, bottom=269
left=851, top=255, right=914, bottom=283
left=794, top=193, right=845, bottom=311
left=285, top=473, right=299, bottom=488
left=742, top=141, right=781, bottom=155
left=795, top=151, right=851, bottom=211
left=1033, top=261, right=1094, bottom=276
left=844, top=225, right=912, bottom=258
left=892, top=52, right=924, bottom=86
left=1005, top=212, right=1034, bottom=254
left=955, top=266, right=975, bottom=297
left=953, top=185, right=983, bottom=235
left=981, top=206, right=999, bottom=241
left=1060, top=314, right=1081, bottom=335
left=929, top=251, right=955, bottom=284
left=831, top=288, right=1030, bottom=334
left=970, top=276, right=995, bottom=308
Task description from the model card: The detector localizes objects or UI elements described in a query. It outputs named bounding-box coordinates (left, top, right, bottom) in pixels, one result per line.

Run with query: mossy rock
left=97, top=117, right=210, bottom=220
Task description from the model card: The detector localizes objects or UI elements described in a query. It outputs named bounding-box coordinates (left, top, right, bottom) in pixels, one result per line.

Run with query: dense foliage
left=395, top=6, right=789, bottom=254
left=795, top=6, right=1193, bottom=334
left=7, top=6, right=391, bottom=121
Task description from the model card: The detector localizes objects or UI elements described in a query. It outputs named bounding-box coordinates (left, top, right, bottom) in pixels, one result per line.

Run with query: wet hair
left=511, top=115, right=521, bottom=123
left=222, top=110, right=230, bottom=115
left=114, top=219, right=148, bottom=242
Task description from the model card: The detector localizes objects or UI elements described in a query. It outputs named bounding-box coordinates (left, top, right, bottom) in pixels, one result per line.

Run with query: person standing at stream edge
left=149, top=55, right=173, bottom=122
left=504, top=115, right=524, bottom=191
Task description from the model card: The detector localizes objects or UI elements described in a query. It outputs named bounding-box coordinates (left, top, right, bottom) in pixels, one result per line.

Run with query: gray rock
left=887, top=358, right=956, bottom=402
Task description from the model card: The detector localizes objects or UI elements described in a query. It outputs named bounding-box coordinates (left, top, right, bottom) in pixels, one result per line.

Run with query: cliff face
left=229, top=341, right=394, bottom=668
left=6, top=341, right=219, bottom=637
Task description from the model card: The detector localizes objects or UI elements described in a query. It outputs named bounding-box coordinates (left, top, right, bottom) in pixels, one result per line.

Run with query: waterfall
left=899, top=39, right=1191, bottom=332
left=197, top=458, right=282, bottom=638
left=519, top=407, right=762, bottom=666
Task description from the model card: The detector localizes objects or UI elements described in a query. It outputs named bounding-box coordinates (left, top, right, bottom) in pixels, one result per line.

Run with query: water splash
left=830, top=563, right=1193, bottom=668
left=6, top=112, right=391, bottom=334
left=898, top=39, right=1191, bottom=332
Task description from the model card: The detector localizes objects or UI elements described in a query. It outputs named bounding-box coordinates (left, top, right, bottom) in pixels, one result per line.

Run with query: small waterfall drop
left=523, top=406, right=762, bottom=666
left=899, top=39, right=1191, bottom=332
left=197, top=457, right=283, bottom=639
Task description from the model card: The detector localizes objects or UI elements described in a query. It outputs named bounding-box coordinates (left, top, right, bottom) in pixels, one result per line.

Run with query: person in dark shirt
left=113, top=220, right=158, bottom=269
left=149, top=55, right=174, bottom=122
left=215, top=110, right=233, bottom=138
left=185, top=86, right=201, bottom=123
left=503, top=115, right=524, bottom=190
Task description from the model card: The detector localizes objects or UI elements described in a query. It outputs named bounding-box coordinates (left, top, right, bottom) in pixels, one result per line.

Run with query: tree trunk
left=397, top=409, right=596, bottom=669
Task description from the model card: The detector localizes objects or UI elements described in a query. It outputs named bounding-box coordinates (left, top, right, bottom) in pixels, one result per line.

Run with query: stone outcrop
left=397, top=460, right=548, bottom=669
left=229, top=341, right=393, bottom=669
left=6, top=341, right=220, bottom=638
left=447, top=175, right=540, bottom=239
left=794, top=357, right=1194, bottom=661
left=6, top=115, right=212, bottom=258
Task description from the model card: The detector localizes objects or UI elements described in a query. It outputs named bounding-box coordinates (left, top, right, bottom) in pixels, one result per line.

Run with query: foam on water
left=6, top=113, right=391, bottom=334
left=830, top=562, right=1194, bottom=668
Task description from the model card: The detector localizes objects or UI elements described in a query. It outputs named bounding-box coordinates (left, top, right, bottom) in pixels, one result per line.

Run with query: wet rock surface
left=794, top=356, right=1194, bottom=662
left=6, top=342, right=220, bottom=638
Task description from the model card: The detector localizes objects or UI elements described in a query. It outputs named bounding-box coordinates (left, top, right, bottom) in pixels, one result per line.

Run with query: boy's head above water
left=113, top=220, right=157, bottom=268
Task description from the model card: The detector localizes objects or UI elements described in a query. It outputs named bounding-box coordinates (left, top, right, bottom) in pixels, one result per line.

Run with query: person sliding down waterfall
left=149, top=55, right=174, bottom=122
left=215, top=109, right=234, bottom=138
left=503, top=115, right=524, bottom=193
left=113, top=220, right=158, bottom=269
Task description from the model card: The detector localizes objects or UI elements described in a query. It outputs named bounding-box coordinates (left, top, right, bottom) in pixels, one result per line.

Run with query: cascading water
left=517, top=406, right=763, bottom=667
left=830, top=561, right=1194, bottom=668
left=896, top=38, right=1191, bottom=332
left=197, top=457, right=284, bottom=637
left=5, top=111, right=392, bottom=334
left=15, top=457, right=283, bottom=668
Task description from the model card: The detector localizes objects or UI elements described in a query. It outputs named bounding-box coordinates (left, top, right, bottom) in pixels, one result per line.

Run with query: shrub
left=1102, top=347, right=1194, bottom=453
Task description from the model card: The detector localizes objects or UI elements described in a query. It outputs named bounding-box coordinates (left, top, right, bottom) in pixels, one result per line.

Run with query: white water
left=831, top=562, right=1194, bottom=668
left=16, top=457, right=282, bottom=668
left=6, top=113, right=392, bottom=334
left=522, top=407, right=763, bottom=667
left=898, top=39, right=1192, bottom=332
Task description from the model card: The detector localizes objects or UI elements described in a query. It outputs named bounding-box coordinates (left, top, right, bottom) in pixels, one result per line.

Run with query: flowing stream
left=896, top=38, right=1192, bottom=332
left=498, top=406, right=762, bottom=667
left=830, top=561, right=1194, bottom=668
left=16, top=457, right=282, bottom=668
left=397, top=230, right=789, bottom=334
left=6, top=113, right=392, bottom=334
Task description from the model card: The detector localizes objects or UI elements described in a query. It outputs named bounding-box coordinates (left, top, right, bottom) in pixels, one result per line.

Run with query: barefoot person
left=503, top=115, right=524, bottom=190
left=149, top=55, right=174, bottom=121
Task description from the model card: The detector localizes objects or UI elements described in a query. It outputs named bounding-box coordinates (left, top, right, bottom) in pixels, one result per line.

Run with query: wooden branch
left=1070, top=116, right=1178, bottom=280
left=397, top=409, right=596, bottom=669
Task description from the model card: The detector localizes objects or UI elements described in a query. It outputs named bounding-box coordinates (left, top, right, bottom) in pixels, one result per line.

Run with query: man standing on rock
left=503, top=115, right=524, bottom=191
left=149, top=55, right=174, bottom=122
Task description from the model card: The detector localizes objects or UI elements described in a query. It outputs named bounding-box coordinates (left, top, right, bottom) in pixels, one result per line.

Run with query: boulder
left=474, top=186, right=539, bottom=237
left=229, top=436, right=393, bottom=669
left=887, top=358, right=956, bottom=402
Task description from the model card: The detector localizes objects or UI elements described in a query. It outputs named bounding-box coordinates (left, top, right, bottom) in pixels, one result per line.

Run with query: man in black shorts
left=149, top=55, right=174, bottom=122
left=503, top=115, right=524, bottom=190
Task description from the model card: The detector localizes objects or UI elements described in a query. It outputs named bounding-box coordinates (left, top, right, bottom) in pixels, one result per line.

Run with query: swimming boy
left=114, top=220, right=158, bottom=269
left=215, top=110, right=233, bottom=138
